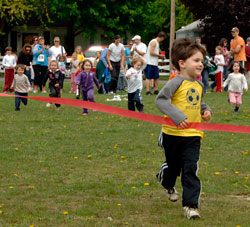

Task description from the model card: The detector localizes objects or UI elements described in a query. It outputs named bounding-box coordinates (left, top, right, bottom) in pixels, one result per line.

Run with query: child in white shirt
left=2, top=46, right=16, bottom=92
left=125, top=56, right=144, bottom=112
left=211, top=46, right=225, bottom=92
left=223, top=61, right=248, bottom=113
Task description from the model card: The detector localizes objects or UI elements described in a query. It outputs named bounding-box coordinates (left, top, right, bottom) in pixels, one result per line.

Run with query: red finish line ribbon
left=1, top=93, right=250, bottom=134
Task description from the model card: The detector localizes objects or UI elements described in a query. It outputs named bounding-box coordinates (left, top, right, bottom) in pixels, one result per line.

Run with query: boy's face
left=6, top=50, right=12, bottom=55
left=180, top=51, right=204, bottom=78
left=17, top=67, right=24, bottom=75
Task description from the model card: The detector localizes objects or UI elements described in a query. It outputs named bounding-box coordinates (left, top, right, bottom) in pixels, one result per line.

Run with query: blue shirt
left=100, top=48, right=108, bottom=67
left=32, top=44, right=51, bottom=66
left=125, top=47, right=131, bottom=65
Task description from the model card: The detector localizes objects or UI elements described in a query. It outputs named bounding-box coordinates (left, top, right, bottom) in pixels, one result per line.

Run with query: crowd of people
left=1, top=27, right=250, bottom=113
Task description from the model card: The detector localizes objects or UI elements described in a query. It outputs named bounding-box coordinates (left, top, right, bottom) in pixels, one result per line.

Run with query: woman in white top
left=49, top=37, right=67, bottom=61
left=107, top=35, right=125, bottom=93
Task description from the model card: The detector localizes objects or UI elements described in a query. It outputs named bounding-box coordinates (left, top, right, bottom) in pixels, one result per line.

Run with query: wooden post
left=169, top=0, right=175, bottom=73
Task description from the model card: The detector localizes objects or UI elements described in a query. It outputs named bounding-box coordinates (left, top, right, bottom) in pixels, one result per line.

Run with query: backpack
left=103, top=68, right=111, bottom=84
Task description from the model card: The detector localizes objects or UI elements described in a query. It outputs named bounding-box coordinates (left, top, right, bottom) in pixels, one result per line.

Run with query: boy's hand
left=178, top=119, right=189, bottom=129
left=55, top=83, right=59, bottom=87
left=28, top=88, right=32, bottom=93
left=244, top=88, right=248, bottom=92
left=126, top=74, right=131, bottom=79
left=202, top=110, right=211, bottom=121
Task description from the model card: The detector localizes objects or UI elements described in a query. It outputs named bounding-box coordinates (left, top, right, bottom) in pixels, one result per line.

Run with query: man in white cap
left=130, top=35, right=147, bottom=59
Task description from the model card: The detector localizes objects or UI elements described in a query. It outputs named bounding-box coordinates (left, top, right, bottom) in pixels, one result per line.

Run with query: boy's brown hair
left=171, top=38, right=206, bottom=71
left=130, top=56, right=144, bottom=67
left=16, top=64, right=25, bottom=70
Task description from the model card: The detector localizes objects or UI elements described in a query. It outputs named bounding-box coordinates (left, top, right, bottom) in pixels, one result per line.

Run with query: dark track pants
left=157, top=133, right=201, bottom=208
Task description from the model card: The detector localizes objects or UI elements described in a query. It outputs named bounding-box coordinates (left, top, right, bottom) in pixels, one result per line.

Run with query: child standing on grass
left=125, top=56, right=144, bottom=112
left=2, top=46, right=16, bottom=93
left=211, top=46, right=225, bottom=92
left=11, top=64, right=31, bottom=111
left=223, top=61, right=248, bottom=113
left=43, top=60, right=64, bottom=110
left=75, top=60, right=100, bottom=115
left=155, top=38, right=212, bottom=220
left=70, top=52, right=79, bottom=93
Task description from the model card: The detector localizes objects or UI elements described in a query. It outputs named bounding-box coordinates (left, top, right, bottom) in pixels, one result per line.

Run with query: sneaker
left=146, top=91, right=152, bottom=95
left=33, top=89, right=38, bottom=94
left=42, top=90, right=47, bottom=94
left=76, top=95, right=80, bottom=99
left=166, top=188, right=179, bottom=202
left=82, top=113, right=88, bottom=116
left=46, top=103, right=51, bottom=108
left=15, top=108, right=20, bottom=111
left=55, top=106, right=60, bottom=111
left=154, top=90, right=159, bottom=95
left=183, top=206, right=200, bottom=219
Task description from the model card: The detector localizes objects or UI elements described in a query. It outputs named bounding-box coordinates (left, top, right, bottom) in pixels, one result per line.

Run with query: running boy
left=155, top=38, right=212, bottom=219
left=11, top=64, right=31, bottom=111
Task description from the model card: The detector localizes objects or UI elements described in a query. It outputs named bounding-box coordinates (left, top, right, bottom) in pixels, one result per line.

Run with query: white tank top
left=146, top=38, right=159, bottom=66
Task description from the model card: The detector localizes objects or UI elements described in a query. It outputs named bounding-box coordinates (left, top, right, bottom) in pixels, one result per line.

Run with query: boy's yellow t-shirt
left=156, top=76, right=210, bottom=139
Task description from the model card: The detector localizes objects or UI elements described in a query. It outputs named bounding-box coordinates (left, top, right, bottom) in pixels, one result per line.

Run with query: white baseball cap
left=132, top=35, right=141, bottom=40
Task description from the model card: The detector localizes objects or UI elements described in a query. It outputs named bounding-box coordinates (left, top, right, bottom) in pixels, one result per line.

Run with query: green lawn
left=0, top=82, right=249, bottom=227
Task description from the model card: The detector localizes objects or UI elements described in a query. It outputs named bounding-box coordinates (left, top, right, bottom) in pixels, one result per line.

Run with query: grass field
left=0, top=81, right=249, bottom=227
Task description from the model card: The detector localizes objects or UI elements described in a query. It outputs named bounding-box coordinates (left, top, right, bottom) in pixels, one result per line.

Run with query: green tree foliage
left=49, top=0, right=193, bottom=53
left=0, top=0, right=50, bottom=35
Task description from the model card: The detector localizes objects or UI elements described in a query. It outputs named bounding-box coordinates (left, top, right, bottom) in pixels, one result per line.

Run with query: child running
left=75, top=60, right=100, bottom=115
left=11, top=64, right=32, bottom=111
left=223, top=61, right=248, bottom=113
left=43, top=60, right=64, bottom=110
left=69, top=52, right=79, bottom=93
left=2, top=46, right=16, bottom=93
left=155, top=38, right=212, bottom=220
left=125, top=56, right=144, bottom=112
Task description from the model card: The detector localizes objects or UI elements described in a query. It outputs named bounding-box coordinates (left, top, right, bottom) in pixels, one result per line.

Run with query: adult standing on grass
left=32, top=36, right=51, bottom=93
left=245, top=37, right=250, bottom=85
left=50, top=37, right=67, bottom=61
left=107, top=35, right=125, bottom=94
left=145, top=32, right=166, bottom=95
left=219, top=38, right=230, bottom=81
left=230, top=27, right=246, bottom=68
left=17, top=44, right=33, bottom=84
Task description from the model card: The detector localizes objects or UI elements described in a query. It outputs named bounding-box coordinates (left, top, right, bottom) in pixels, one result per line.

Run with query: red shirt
left=245, top=45, right=250, bottom=71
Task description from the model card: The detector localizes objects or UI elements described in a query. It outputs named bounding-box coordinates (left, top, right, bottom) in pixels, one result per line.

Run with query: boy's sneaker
left=166, top=188, right=179, bottom=202
left=146, top=91, right=152, bottom=95
left=42, top=90, right=47, bottom=94
left=154, top=90, right=159, bottom=95
left=33, top=89, right=38, bottom=93
left=183, top=206, right=200, bottom=219
left=46, top=103, right=51, bottom=108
